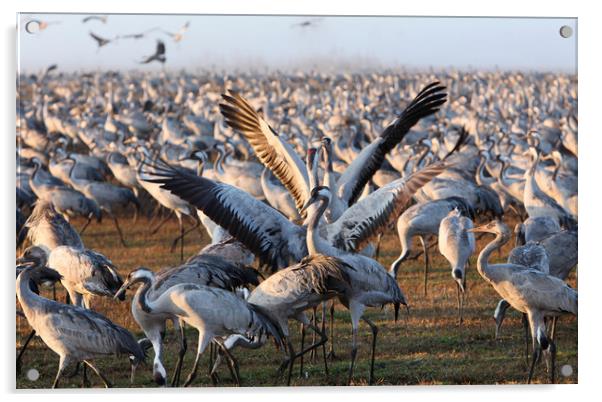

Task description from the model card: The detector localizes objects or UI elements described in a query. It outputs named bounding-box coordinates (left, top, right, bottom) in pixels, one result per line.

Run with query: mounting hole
left=25, top=20, right=41, bottom=34
left=559, top=25, right=573, bottom=39
left=26, top=368, right=40, bottom=381
left=561, top=364, right=573, bottom=377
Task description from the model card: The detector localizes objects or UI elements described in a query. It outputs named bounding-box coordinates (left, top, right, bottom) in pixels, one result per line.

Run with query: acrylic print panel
left=16, top=14, right=577, bottom=388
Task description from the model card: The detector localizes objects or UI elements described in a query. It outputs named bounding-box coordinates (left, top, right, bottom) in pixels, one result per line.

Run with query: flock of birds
left=16, top=67, right=578, bottom=387
left=24, top=15, right=187, bottom=66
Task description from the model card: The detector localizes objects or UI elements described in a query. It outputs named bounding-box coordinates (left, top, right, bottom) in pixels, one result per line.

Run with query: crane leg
left=327, top=300, right=337, bottom=360
left=320, top=302, right=328, bottom=370
left=527, top=345, right=541, bottom=384
left=150, top=210, right=173, bottom=234
left=84, top=360, right=112, bottom=388
left=180, top=218, right=184, bottom=261
left=419, top=236, right=430, bottom=297
left=347, top=325, right=359, bottom=385
left=81, top=364, right=90, bottom=388
left=522, top=314, right=530, bottom=366
left=16, top=329, right=36, bottom=375
left=550, top=316, right=558, bottom=341
left=170, top=216, right=200, bottom=262
left=375, top=232, right=383, bottom=261
left=79, top=217, right=92, bottom=235
left=547, top=340, right=556, bottom=384
left=208, top=342, right=215, bottom=376
left=309, top=306, right=318, bottom=361
left=299, top=323, right=306, bottom=377
left=362, top=318, right=379, bottom=385
left=215, top=340, right=240, bottom=386
left=183, top=333, right=211, bottom=387
left=286, top=340, right=296, bottom=386
left=171, top=321, right=187, bottom=387
left=456, top=283, right=463, bottom=325
left=52, top=356, right=70, bottom=389
left=293, top=323, right=329, bottom=376
left=109, top=212, right=127, bottom=247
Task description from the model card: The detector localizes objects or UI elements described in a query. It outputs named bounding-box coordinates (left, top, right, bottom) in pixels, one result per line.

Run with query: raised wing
left=219, top=92, right=311, bottom=216
left=325, top=162, right=448, bottom=252
left=143, top=159, right=305, bottom=271
left=337, top=82, right=447, bottom=207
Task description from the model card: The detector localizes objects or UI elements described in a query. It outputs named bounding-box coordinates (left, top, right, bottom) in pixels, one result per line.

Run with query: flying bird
left=162, top=21, right=190, bottom=42
left=291, top=18, right=323, bottom=28
left=140, top=40, right=166, bottom=64
left=89, top=31, right=113, bottom=49
left=82, top=15, right=108, bottom=24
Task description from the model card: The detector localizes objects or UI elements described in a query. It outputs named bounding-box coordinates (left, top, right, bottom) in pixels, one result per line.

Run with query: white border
left=2, top=1, right=599, bottom=402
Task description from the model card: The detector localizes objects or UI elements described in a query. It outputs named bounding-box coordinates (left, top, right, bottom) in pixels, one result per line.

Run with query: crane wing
left=507, top=242, right=550, bottom=274
left=325, top=162, right=447, bottom=252
left=143, top=159, right=305, bottom=270
left=219, top=91, right=311, bottom=216
left=336, top=82, right=447, bottom=207
left=506, top=270, right=577, bottom=315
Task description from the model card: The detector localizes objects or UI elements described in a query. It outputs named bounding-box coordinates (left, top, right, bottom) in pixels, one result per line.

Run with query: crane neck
left=134, top=276, right=155, bottom=314
left=476, top=231, right=509, bottom=281
left=16, top=269, right=44, bottom=319
left=67, top=159, right=87, bottom=188
left=476, top=155, right=494, bottom=186
left=215, top=148, right=225, bottom=175
left=306, top=196, right=337, bottom=257
left=416, top=145, right=431, bottom=170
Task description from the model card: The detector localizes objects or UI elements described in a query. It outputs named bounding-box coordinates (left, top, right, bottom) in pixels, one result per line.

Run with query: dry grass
left=16, top=213, right=578, bottom=388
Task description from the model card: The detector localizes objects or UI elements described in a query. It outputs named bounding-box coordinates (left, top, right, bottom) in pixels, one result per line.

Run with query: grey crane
left=47, top=245, right=125, bottom=308
left=300, top=185, right=408, bottom=385
left=114, top=268, right=284, bottom=387
left=140, top=40, right=166, bottom=65
left=16, top=254, right=145, bottom=388
left=469, top=220, right=577, bottom=383
left=116, top=255, right=260, bottom=386
left=217, top=254, right=351, bottom=385
left=494, top=218, right=577, bottom=344
left=389, top=196, right=475, bottom=295
left=17, top=202, right=84, bottom=369
left=523, top=146, right=576, bottom=229
left=89, top=31, right=113, bottom=49
left=65, top=158, right=139, bottom=245
left=15, top=246, right=63, bottom=374
left=22, top=199, right=84, bottom=251
left=438, top=208, right=475, bottom=323
left=28, top=158, right=101, bottom=226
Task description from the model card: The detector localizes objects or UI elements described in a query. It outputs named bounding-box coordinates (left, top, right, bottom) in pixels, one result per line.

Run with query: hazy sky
left=17, top=14, right=577, bottom=73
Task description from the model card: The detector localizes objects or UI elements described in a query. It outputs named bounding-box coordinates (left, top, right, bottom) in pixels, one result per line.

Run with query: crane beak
left=467, top=225, right=488, bottom=234
left=300, top=194, right=317, bottom=214
left=113, top=281, right=130, bottom=300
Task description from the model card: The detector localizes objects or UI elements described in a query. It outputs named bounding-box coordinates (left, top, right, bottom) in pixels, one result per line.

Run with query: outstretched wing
left=336, top=82, right=447, bottom=207
left=325, top=162, right=448, bottom=252
left=143, top=159, right=305, bottom=270
left=219, top=92, right=311, bottom=216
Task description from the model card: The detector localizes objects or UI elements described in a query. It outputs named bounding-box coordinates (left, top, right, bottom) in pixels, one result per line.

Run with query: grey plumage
left=24, top=200, right=84, bottom=250
left=48, top=246, right=124, bottom=308
left=16, top=262, right=144, bottom=388
left=471, top=220, right=577, bottom=383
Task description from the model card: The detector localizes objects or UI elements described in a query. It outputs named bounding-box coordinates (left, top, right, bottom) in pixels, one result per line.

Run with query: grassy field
left=15, top=213, right=578, bottom=388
